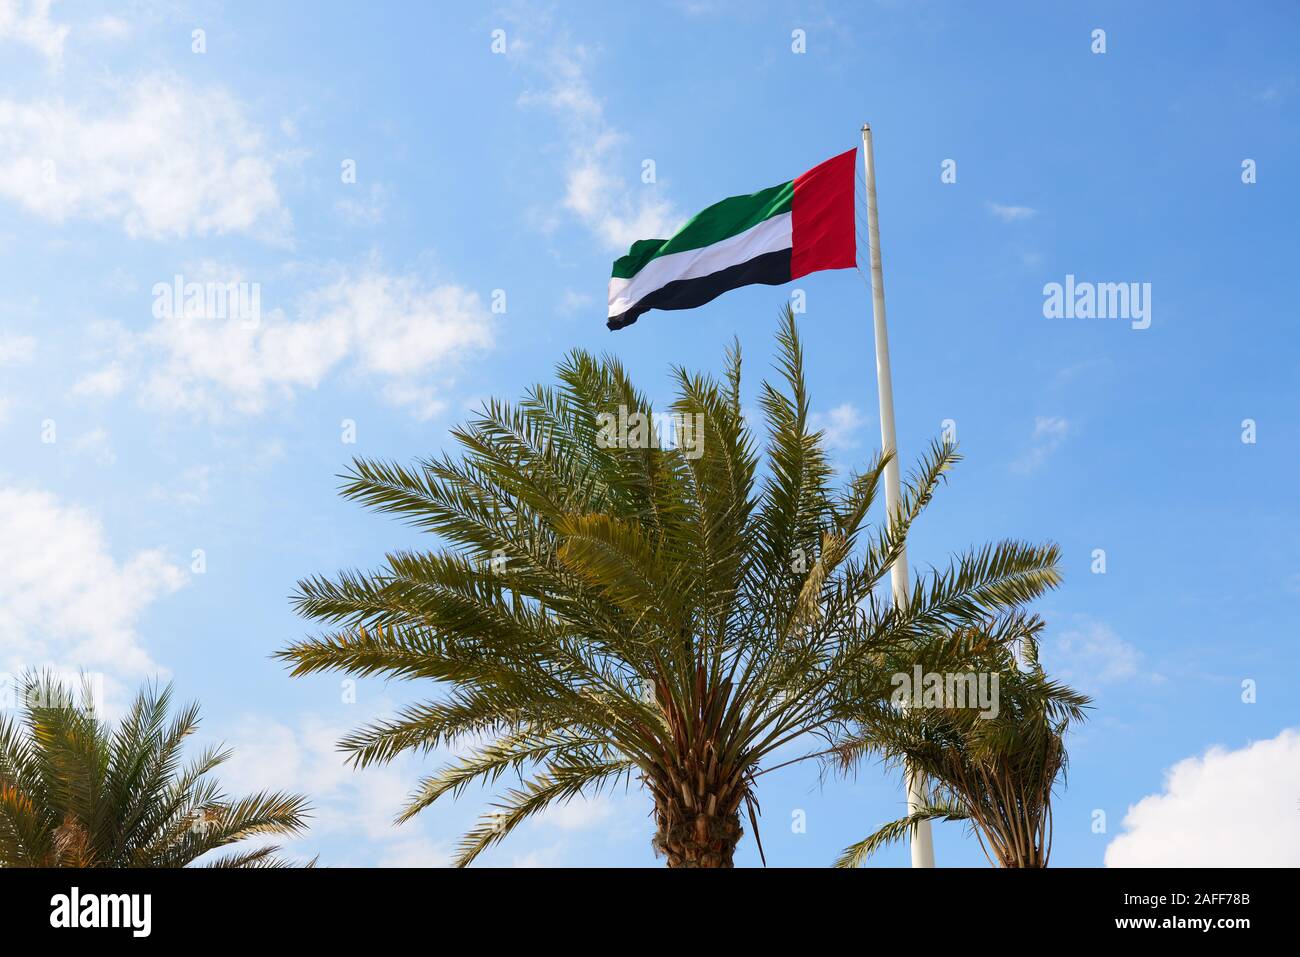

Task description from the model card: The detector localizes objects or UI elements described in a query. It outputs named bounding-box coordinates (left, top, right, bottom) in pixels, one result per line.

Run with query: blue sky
left=0, top=0, right=1297, bottom=867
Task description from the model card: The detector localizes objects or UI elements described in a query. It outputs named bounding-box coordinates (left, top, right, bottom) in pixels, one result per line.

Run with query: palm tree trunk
left=653, top=794, right=743, bottom=867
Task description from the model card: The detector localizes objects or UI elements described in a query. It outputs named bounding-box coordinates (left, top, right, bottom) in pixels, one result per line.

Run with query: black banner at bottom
left=0, top=866, right=1279, bottom=943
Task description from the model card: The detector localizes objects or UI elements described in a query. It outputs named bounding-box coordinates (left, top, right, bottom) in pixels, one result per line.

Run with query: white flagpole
left=861, top=122, right=936, bottom=868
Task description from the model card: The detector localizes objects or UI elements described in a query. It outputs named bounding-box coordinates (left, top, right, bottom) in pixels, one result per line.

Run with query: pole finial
left=861, top=122, right=870, bottom=133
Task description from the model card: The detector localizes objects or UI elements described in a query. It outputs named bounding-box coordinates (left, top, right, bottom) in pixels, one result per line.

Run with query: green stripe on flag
left=611, top=179, right=793, bottom=279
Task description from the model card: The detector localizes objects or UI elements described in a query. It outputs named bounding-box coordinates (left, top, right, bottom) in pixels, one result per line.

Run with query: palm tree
left=832, top=613, right=1089, bottom=868
left=0, top=673, right=311, bottom=867
left=278, top=308, right=1062, bottom=867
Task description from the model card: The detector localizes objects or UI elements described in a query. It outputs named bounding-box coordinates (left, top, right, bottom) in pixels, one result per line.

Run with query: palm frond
left=835, top=796, right=971, bottom=868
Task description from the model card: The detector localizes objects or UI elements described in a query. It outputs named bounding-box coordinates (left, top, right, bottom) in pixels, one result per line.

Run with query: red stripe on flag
left=790, top=148, right=857, bottom=280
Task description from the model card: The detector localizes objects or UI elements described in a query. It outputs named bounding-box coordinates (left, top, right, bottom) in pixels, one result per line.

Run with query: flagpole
left=861, top=122, right=936, bottom=869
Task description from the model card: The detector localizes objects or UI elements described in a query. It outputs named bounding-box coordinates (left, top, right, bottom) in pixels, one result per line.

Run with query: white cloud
left=0, top=0, right=69, bottom=67
left=516, top=43, right=679, bottom=251
left=86, top=14, right=130, bottom=41
left=1253, top=78, right=1293, bottom=104
left=104, top=266, right=139, bottom=295
left=0, top=73, right=289, bottom=240
left=987, top=202, right=1037, bottom=222
left=811, top=403, right=865, bottom=450
left=1032, top=415, right=1068, bottom=441
left=509, top=845, right=565, bottom=868
left=220, top=711, right=456, bottom=866
left=71, top=363, right=127, bottom=398
left=0, top=332, right=35, bottom=365
left=1052, top=357, right=1111, bottom=388
left=221, top=716, right=354, bottom=810
left=315, top=273, right=492, bottom=379
left=379, top=382, right=448, bottom=422
left=335, top=182, right=388, bottom=226
left=534, top=794, right=616, bottom=832
left=1011, top=414, right=1069, bottom=474
left=83, top=267, right=494, bottom=419
left=147, top=464, right=212, bottom=507
left=219, top=705, right=646, bottom=866
left=674, top=0, right=726, bottom=16
left=0, top=486, right=185, bottom=677
left=377, top=839, right=453, bottom=868
left=558, top=289, right=594, bottom=315
left=1047, top=616, right=1143, bottom=688
left=70, top=426, right=114, bottom=465
left=1105, top=728, right=1300, bottom=866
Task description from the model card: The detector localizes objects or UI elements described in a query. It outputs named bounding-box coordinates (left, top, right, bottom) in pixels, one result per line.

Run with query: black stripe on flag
left=607, top=249, right=792, bottom=330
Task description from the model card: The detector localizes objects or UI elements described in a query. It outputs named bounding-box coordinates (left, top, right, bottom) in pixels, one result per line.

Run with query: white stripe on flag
left=608, top=211, right=793, bottom=317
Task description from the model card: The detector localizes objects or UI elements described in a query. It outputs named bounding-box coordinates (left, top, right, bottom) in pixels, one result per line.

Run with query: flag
left=607, top=148, right=857, bottom=330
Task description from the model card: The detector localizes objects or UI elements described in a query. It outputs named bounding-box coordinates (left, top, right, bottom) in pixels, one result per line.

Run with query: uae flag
left=607, top=148, right=857, bottom=330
